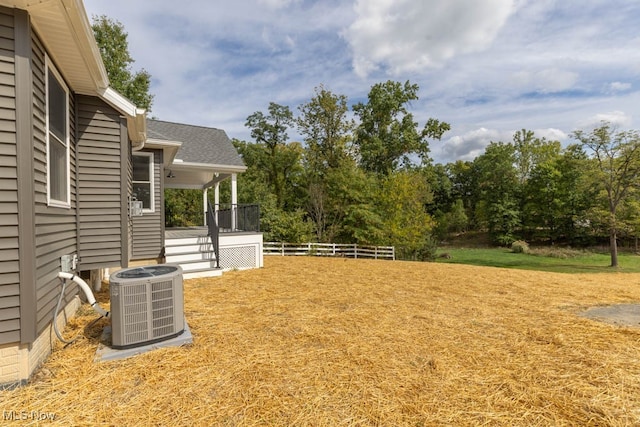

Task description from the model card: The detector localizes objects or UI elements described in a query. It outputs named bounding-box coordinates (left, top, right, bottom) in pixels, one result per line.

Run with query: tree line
left=206, top=81, right=640, bottom=266
left=91, top=15, right=640, bottom=266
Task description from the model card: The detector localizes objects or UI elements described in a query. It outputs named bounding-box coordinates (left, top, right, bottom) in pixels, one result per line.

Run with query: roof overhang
left=144, top=138, right=182, bottom=167
left=164, top=160, right=247, bottom=190
left=2, top=0, right=146, bottom=148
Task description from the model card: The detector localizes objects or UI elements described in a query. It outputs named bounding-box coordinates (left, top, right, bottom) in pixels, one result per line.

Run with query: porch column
left=203, top=188, right=208, bottom=226
left=231, top=173, right=238, bottom=231
left=214, top=182, right=220, bottom=224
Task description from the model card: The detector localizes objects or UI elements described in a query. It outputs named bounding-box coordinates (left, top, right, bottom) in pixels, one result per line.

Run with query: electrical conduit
left=57, top=272, right=110, bottom=318
left=54, top=272, right=110, bottom=345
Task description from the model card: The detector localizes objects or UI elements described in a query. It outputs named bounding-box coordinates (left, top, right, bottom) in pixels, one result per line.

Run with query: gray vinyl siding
left=31, top=30, right=78, bottom=335
left=0, top=7, right=19, bottom=344
left=132, top=149, right=164, bottom=260
left=76, top=95, right=128, bottom=270
left=0, top=8, right=132, bottom=346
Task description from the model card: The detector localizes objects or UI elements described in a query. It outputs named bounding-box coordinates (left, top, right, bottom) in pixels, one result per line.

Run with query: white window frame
left=132, top=152, right=155, bottom=213
left=45, top=56, right=70, bottom=208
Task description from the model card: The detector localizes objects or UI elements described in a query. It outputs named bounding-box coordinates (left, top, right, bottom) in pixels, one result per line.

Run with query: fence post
left=354, top=243, right=358, bottom=259
left=281, top=242, right=285, bottom=256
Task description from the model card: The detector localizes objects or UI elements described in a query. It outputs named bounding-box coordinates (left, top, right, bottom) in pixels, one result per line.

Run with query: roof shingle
left=147, top=119, right=245, bottom=168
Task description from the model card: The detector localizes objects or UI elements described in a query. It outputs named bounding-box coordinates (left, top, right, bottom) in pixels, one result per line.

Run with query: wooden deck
left=165, top=227, right=262, bottom=239
left=165, top=227, right=208, bottom=239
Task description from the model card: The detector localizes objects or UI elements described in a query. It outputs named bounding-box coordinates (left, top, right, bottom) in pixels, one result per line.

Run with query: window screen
left=47, top=66, right=69, bottom=205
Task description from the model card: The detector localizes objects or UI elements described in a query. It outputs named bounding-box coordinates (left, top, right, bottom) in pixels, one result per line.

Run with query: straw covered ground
left=3, top=257, right=640, bottom=426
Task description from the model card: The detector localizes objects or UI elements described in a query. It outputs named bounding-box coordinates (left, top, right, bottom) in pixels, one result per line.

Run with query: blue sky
left=83, top=0, right=640, bottom=164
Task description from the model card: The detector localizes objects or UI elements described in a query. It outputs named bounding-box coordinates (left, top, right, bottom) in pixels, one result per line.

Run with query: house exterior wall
left=0, top=295, right=80, bottom=388
left=131, top=149, right=164, bottom=260
left=76, top=95, right=130, bottom=271
left=0, top=6, right=132, bottom=386
left=31, top=27, right=79, bottom=336
left=0, top=7, right=20, bottom=345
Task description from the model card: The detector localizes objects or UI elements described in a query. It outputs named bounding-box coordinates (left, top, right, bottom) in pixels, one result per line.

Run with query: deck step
left=165, top=233, right=222, bottom=278
left=165, top=236, right=209, bottom=247
left=165, top=246, right=214, bottom=255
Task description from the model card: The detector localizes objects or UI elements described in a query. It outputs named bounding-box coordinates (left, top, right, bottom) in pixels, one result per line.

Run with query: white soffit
left=1, top=0, right=147, bottom=146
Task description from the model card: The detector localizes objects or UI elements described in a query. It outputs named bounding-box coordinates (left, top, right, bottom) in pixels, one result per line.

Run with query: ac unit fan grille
left=123, top=283, right=151, bottom=344
left=151, top=280, right=175, bottom=338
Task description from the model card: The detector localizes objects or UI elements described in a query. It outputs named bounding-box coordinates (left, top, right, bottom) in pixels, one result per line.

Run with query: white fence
left=263, top=242, right=395, bottom=260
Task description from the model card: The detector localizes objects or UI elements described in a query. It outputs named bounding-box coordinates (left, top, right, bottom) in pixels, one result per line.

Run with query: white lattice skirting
left=219, top=245, right=257, bottom=270
left=218, top=233, right=263, bottom=270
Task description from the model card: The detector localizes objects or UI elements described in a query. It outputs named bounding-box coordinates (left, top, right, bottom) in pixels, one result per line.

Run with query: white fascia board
left=170, top=160, right=247, bottom=174
left=145, top=138, right=182, bottom=165
left=58, top=0, right=148, bottom=149
left=98, top=87, right=147, bottom=149
left=63, top=0, right=109, bottom=87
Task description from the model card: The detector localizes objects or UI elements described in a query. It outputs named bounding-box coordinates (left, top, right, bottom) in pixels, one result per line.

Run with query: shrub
left=527, top=247, right=585, bottom=259
left=511, top=240, right=529, bottom=253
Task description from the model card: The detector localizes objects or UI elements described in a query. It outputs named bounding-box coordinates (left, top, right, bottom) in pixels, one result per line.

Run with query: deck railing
left=215, top=204, right=260, bottom=233
left=165, top=199, right=260, bottom=233
left=263, top=242, right=395, bottom=260
left=206, top=202, right=221, bottom=268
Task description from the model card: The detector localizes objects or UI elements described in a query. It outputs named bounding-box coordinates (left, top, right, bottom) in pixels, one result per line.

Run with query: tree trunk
left=610, top=228, right=619, bottom=268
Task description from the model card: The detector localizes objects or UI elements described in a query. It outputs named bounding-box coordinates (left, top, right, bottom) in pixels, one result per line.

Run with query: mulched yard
left=3, top=256, right=640, bottom=426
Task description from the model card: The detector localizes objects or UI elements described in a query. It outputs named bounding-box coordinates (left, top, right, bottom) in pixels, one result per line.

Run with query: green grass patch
left=436, top=247, right=640, bottom=273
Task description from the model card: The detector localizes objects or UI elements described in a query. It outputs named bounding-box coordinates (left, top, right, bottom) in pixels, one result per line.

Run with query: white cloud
left=579, top=111, right=632, bottom=129
left=82, top=0, right=640, bottom=164
left=343, top=0, right=517, bottom=77
left=440, top=127, right=513, bottom=162
left=534, top=128, right=568, bottom=142
left=510, top=68, right=579, bottom=93
left=608, top=81, right=632, bottom=92
left=258, top=0, right=300, bottom=8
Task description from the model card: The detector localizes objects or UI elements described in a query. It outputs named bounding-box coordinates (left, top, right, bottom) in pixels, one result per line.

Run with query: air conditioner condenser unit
left=109, top=264, right=185, bottom=349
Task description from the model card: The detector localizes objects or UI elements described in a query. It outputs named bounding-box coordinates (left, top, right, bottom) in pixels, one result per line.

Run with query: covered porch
left=145, top=119, right=263, bottom=278
left=161, top=164, right=263, bottom=278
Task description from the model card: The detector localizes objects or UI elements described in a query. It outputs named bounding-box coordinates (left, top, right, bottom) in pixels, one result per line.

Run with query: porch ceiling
left=164, top=166, right=233, bottom=190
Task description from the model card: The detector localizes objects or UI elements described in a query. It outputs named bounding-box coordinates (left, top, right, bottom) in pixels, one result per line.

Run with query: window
left=132, top=152, right=154, bottom=212
left=46, top=59, right=70, bottom=207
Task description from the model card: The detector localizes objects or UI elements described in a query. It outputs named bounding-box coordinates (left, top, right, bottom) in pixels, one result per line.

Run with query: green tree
left=512, top=129, right=561, bottom=185
left=448, top=160, right=480, bottom=229
left=553, top=144, right=594, bottom=245
left=297, top=86, right=355, bottom=241
left=231, top=138, right=311, bottom=242
left=298, top=85, right=354, bottom=173
left=379, top=171, right=436, bottom=260
left=572, top=122, right=640, bottom=267
left=165, top=189, right=203, bottom=227
left=474, top=142, right=521, bottom=245
left=334, top=167, right=384, bottom=245
left=92, top=15, right=153, bottom=110
left=245, top=103, right=296, bottom=208
left=352, top=80, right=449, bottom=175
left=424, top=163, right=454, bottom=215
left=522, top=160, right=563, bottom=242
